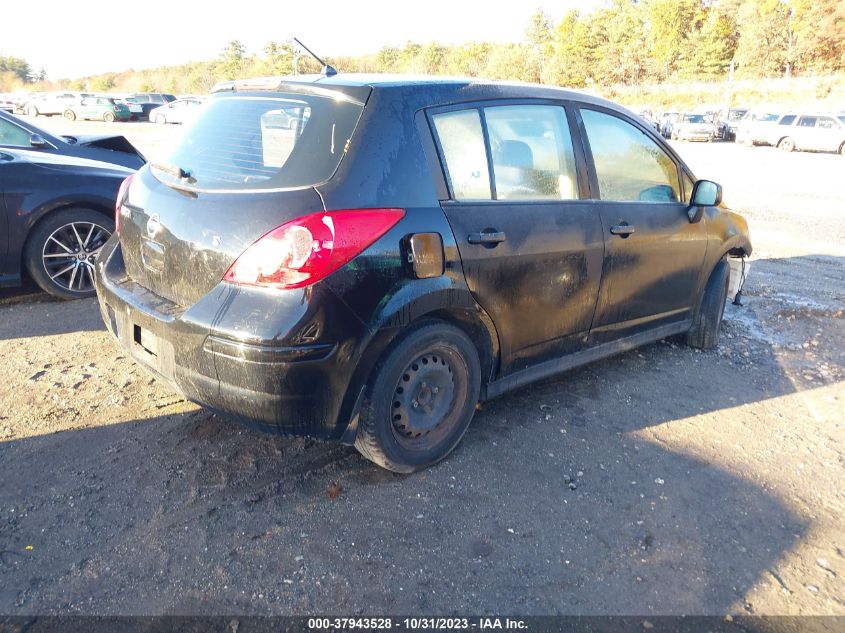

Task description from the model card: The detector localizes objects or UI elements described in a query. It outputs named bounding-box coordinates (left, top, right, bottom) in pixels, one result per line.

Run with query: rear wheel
left=686, top=259, right=730, bottom=350
left=103, top=111, right=115, bottom=123
left=155, top=114, right=166, bottom=124
left=839, top=142, right=845, bottom=156
left=24, top=208, right=114, bottom=300
left=63, top=109, right=76, bottom=121
left=26, top=105, right=39, bottom=117
left=355, top=322, right=481, bottom=473
left=778, top=136, right=795, bottom=152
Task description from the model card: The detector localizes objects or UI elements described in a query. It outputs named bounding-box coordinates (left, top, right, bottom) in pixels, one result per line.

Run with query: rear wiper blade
left=151, top=161, right=195, bottom=182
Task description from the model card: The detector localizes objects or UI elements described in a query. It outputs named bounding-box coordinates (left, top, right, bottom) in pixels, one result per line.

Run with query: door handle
left=609, top=224, right=635, bottom=237
left=467, top=231, right=506, bottom=245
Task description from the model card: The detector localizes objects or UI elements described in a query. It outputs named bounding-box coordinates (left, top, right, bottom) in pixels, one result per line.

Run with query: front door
left=430, top=103, right=604, bottom=375
left=577, top=106, right=707, bottom=342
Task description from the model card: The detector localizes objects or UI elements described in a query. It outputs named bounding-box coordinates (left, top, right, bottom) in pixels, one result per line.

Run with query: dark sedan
left=0, top=110, right=145, bottom=170
left=0, top=148, right=134, bottom=299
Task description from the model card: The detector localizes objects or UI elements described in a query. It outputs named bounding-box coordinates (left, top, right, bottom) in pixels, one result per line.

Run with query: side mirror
left=29, top=133, right=47, bottom=148
left=688, top=179, right=722, bottom=223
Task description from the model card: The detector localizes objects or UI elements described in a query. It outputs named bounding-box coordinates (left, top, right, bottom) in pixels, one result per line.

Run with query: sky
left=2, top=0, right=604, bottom=80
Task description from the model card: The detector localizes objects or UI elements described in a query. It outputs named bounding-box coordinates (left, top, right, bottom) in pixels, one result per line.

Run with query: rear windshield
left=154, top=92, right=365, bottom=191
left=683, top=114, right=706, bottom=123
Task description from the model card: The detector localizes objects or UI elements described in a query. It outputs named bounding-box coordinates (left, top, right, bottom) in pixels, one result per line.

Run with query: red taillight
left=115, top=174, right=134, bottom=236
left=223, top=208, right=405, bottom=290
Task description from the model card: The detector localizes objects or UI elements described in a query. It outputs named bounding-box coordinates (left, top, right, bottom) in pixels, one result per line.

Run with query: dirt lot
left=0, top=117, right=843, bottom=616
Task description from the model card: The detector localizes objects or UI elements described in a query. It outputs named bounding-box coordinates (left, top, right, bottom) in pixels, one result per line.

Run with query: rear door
left=576, top=105, right=706, bottom=343
left=0, top=153, right=9, bottom=273
left=430, top=102, right=604, bottom=375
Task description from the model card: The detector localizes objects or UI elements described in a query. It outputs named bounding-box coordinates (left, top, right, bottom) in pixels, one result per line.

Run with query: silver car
left=735, top=111, right=781, bottom=146
left=768, top=113, right=845, bottom=154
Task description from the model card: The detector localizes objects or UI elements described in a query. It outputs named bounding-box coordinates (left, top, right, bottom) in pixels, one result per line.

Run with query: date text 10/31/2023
left=307, top=617, right=528, bottom=630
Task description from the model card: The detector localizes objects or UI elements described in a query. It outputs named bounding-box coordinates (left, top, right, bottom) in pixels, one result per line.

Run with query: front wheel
left=63, top=109, right=76, bottom=121
left=26, top=105, right=39, bottom=117
left=778, top=137, right=795, bottom=152
left=686, top=259, right=730, bottom=350
left=103, top=111, right=115, bottom=123
left=155, top=114, right=166, bottom=124
left=355, top=322, right=481, bottom=472
left=24, top=208, right=114, bottom=300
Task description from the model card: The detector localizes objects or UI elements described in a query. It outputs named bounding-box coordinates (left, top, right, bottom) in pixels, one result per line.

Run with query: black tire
left=103, top=111, right=115, bottom=123
left=686, top=259, right=730, bottom=350
left=24, top=208, right=114, bottom=300
left=26, top=105, right=39, bottom=117
left=355, top=321, right=481, bottom=473
left=63, top=109, right=76, bottom=121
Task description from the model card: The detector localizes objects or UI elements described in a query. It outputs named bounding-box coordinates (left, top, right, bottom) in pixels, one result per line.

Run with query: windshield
left=154, top=92, right=365, bottom=191
left=728, top=110, right=747, bottom=121
left=683, top=114, right=706, bottom=123
left=759, top=113, right=780, bottom=122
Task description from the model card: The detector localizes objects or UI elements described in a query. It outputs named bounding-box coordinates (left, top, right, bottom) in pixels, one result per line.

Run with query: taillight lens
left=115, top=174, right=134, bottom=236
left=223, top=209, right=404, bottom=290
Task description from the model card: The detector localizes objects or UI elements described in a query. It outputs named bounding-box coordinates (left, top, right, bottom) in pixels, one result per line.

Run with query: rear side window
left=485, top=105, right=578, bottom=200
left=798, top=116, right=817, bottom=127
left=581, top=109, right=680, bottom=203
left=779, top=115, right=796, bottom=126
left=155, top=93, right=365, bottom=191
left=432, top=110, right=492, bottom=200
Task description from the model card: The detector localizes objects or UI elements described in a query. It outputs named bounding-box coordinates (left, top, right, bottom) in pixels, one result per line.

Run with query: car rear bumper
left=678, top=131, right=713, bottom=141
left=93, top=237, right=369, bottom=440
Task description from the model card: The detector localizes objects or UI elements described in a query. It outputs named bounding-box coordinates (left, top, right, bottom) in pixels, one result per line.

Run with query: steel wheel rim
left=390, top=346, right=467, bottom=450
left=41, top=221, right=111, bottom=293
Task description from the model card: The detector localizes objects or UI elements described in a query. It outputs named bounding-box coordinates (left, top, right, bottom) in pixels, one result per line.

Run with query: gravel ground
left=0, top=118, right=842, bottom=616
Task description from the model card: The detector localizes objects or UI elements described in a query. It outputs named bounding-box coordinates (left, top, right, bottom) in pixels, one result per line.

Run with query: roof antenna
left=292, top=38, right=337, bottom=76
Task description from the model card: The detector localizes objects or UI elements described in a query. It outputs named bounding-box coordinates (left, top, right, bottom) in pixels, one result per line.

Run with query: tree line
left=2, top=0, right=843, bottom=95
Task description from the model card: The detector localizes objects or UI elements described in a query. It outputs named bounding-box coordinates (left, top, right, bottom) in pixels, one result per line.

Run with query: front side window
left=0, top=118, right=32, bottom=146
left=798, top=116, right=818, bottom=127
left=431, top=110, right=492, bottom=200
left=485, top=105, right=578, bottom=200
left=581, top=109, right=680, bottom=203
left=779, top=115, right=796, bottom=126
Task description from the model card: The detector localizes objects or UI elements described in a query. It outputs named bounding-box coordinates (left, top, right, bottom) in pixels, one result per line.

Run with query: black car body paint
left=94, top=75, right=751, bottom=450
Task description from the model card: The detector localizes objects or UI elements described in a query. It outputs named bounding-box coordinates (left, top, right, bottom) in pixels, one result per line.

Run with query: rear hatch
left=119, top=87, right=369, bottom=307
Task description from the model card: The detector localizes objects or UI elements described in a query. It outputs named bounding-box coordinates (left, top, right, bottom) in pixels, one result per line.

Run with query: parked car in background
left=659, top=112, right=680, bottom=138
left=0, top=110, right=145, bottom=169
left=118, top=97, right=144, bottom=120
left=0, top=94, right=15, bottom=113
left=22, top=92, right=91, bottom=117
left=95, top=75, right=751, bottom=472
left=127, top=93, right=177, bottom=120
left=63, top=96, right=131, bottom=123
left=671, top=113, right=716, bottom=142
left=766, top=113, right=845, bottom=154
left=716, top=108, right=748, bottom=141
left=735, top=111, right=781, bottom=146
left=0, top=147, right=135, bottom=299
left=148, top=98, right=204, bottom=124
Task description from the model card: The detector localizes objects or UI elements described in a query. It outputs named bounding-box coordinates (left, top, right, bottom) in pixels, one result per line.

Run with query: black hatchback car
left=95, top=75, right=751, bottom=472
